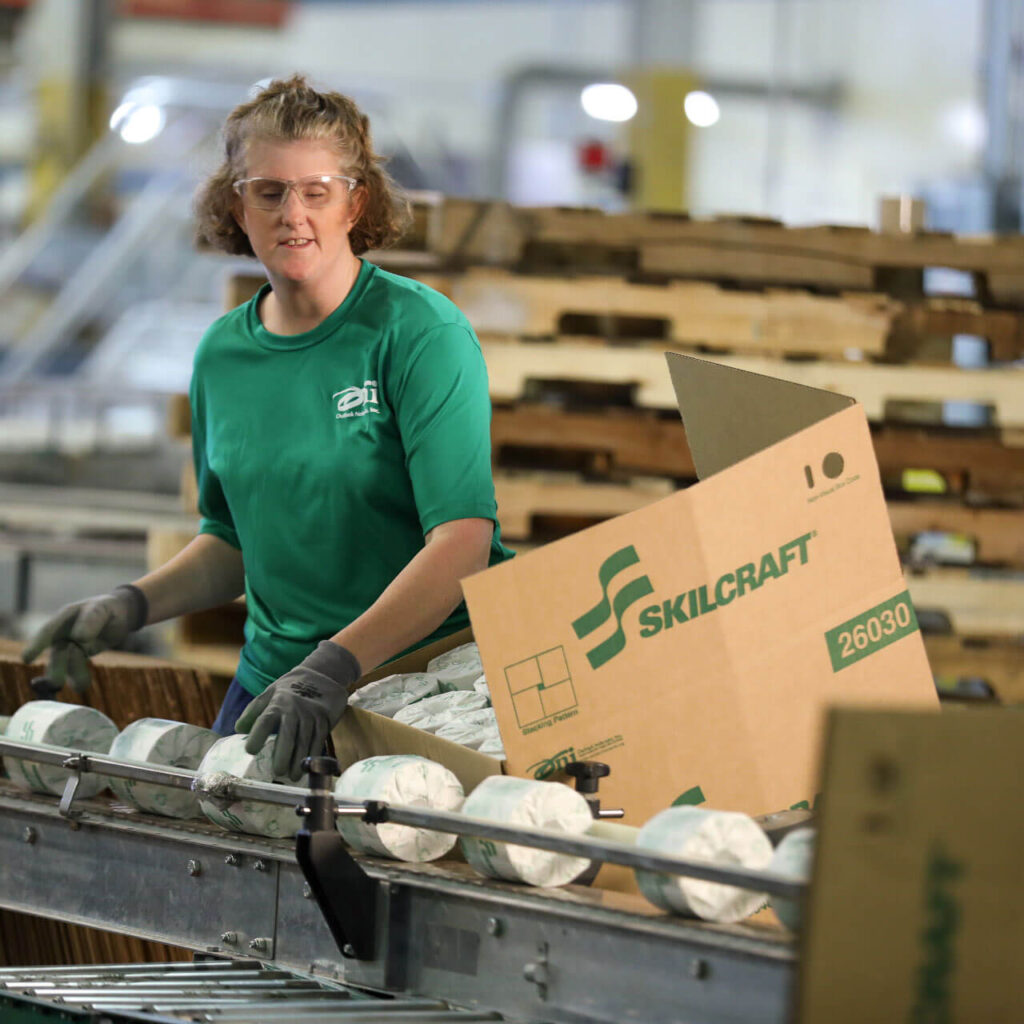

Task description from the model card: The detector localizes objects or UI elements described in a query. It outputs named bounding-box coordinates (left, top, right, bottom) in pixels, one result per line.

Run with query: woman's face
left=233, top=137, right=365, bottom=289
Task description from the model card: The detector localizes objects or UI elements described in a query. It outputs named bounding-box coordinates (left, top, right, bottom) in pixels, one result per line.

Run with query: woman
left=22, top=74, right=512, bottom=780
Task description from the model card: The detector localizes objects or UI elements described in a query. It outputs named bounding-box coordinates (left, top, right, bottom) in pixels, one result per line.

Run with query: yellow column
left=625, top=69, right=700, bottom=213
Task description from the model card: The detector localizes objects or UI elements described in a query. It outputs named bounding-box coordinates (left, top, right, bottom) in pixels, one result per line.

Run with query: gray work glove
left=20, top=585, right=149, bottom=694
left=237, top=640, right=361, bottom=781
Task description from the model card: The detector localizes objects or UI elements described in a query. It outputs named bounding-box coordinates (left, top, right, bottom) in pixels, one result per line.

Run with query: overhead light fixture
left=109, top=101, right=166, bottom=144
left=580, top=83, right=638, bottom=123
left=684, top=90, right=720, bottom=128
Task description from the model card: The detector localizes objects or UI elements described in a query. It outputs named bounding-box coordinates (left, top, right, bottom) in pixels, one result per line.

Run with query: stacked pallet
left=395, top=201, right=1024, bottom=703
left=0, top=642, right=224, bottom=967
left=212, top=202, right=1024, bottom=701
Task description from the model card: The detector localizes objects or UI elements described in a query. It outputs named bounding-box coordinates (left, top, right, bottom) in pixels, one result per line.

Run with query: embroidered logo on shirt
left=333, top=380, right=380, bottom=419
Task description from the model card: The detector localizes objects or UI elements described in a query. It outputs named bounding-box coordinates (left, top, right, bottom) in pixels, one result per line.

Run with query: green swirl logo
left=572, top=546, right=654, bottom=669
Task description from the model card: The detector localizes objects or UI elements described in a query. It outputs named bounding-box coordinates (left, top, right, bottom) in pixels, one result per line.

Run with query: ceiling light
left=684, top=90, right=720, bottom=128
left=581, top=83, right=638, bottom=123
left=110, top=102, right=166, bottom=144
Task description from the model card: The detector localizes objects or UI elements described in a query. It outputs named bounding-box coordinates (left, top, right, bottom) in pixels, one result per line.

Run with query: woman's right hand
left=20, top=585, right=148, bottom=694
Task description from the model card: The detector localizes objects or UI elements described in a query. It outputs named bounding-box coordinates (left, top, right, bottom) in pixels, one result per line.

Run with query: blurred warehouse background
left=0, top=0, right=1020, bottom=701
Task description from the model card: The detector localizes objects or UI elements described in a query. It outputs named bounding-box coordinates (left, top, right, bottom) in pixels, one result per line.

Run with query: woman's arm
left=331, top=516, right=494, bottom=675
left=133, top=532, right=246, bottom=624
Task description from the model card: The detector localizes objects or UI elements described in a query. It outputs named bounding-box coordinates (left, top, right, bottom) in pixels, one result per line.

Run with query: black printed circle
left=822, top=452, right=845, bottom=479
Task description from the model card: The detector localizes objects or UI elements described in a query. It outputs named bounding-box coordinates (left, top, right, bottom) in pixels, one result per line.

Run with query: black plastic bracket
left=294, top=756, right=378, bottom=961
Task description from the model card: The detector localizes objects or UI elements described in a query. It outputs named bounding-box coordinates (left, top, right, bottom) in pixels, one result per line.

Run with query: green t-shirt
left=190, top=259, right=513, bottom=696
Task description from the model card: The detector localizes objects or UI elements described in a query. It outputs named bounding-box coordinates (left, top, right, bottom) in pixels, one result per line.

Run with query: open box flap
left=666, top=352, right=856, bottom=479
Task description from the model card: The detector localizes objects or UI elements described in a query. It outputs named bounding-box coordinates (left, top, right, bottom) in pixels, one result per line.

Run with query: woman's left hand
left=236, top=641, right=361, bottom=780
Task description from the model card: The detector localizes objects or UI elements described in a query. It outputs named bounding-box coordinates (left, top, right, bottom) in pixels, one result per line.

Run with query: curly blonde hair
left=195, top=74, right=411, bottom=257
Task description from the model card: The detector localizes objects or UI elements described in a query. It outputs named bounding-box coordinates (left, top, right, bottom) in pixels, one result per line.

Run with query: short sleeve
left=387, top=323, right=498, bottom=536
left=190, top=373, right=241, bottom=550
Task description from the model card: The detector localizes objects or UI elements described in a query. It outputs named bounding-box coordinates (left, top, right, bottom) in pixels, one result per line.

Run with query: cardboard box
left=331, top=627, right=504, bottom=796
left=798, top=707, right=1024, bottom=1021
left=461, top=353, right=939, bottom=827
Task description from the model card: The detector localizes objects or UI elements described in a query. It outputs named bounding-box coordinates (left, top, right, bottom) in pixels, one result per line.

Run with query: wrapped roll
left=0, top=715, right=10, bottom=735
left=3, top=701, right=117, bottom=799
left=461, top=776, right=592, bottom=887
left=435, top=708, right=499, bottom=749
left=427, top=642, right=483, bottom=692
left=108, top=718, right=218, bottom=819
left=334, top=755, right=463, bottom=861
left=634, top=807, right=773, bottom=923
left=472, top=675, right=490, bottom=702
left=349, top=672, right=439, bottom=718
left=393, top=690, right=488, bottom=733
left=195, top=735, right=305, bottom=838
left=478, top=733, right=505, bottom=760
left=769, top=827, right=815, bottom=931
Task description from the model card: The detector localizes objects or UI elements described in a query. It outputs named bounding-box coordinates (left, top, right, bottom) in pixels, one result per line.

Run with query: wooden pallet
left=887, top=297, right=1024, bottom=363
left=923, top=634, right=1024, bottom=703
left=492, top=404, right=1024, bottom=504
left=419, top=269, right=895, bottom=359
left=517, top=207, right=1024, bottom=304
left=906, top=569, right=1024, bottom=637
left=888, top=501, right=1024, bottom=568
left=393, top=200, right=1024, bottom=303
left=482, top=339, right=1024, bottom=426
left=872, top=425, right=1024, bottom=503
left=494, top=470, right=675, bottom=542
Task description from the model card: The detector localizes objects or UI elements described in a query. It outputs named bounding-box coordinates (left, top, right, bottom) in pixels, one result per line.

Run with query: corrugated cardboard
left=462, top=354, right=938, bottom=827
left=798, top=707, right=1023, bottom=1021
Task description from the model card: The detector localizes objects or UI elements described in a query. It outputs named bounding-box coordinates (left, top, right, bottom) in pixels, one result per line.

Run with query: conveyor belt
left=0, top=740, right=799, bottom=1024
left=0, top=960, right=502, bottom=1021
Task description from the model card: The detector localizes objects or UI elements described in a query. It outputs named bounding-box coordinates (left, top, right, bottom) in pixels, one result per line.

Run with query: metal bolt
left=220, top=931, right=237, bottom=944
left=690, top=958, right=710, bottom=980
left=224, top=853, right=239, bottom=867
left=302, top=882, right=313, bottom=900
left=187, top=859, right=202, bottom=877
left=22, top=827, right=37, bottom=844
left=252, top=858, right=268, bottom=872
left=342, top=943, right=356, bottom=958
left=487, top=917, right=504, bottom=937
left=523, top=961, right=549, bottom=985
left=249, top=937, right=269, bottom=953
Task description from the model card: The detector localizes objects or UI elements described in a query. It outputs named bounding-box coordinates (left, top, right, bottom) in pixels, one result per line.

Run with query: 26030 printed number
left=825, top=592, right=918, bottom=672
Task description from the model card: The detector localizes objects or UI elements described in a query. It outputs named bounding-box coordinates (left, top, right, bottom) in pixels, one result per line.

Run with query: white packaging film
left=426, top=642, right=484, bottom=692
left=349, top=672, right=440, bottom=718
left=472, top=674, right=490, bottom=701
left=0, top=715, right=9, bottom=735
left=334, top=755, right=464, bottom=862
left=196, top=734, right=306, bottom=838
left=634, top=807, right=773, bottom=923
left=393, top=690, right=489, bottom=733
left=3, top=701, right=117, bottom=798
left=434, top=708, right=498, bottom=749
left=460, top=776, right=593, bottom=887
left=108, top=718, right=218, bottom=819
left=768, top=827, right=815, bottom=931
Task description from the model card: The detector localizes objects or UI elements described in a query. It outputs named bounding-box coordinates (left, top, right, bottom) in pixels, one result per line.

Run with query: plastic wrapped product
left=769, top=827, right=815, bottom=931
left=477, top=733, right=506, bottom=760
left=349, top=672, right=440, bottom=718
left=427, top=642, right=484, bottom=692
left=108, top=718, right=218, bottom=819
left=0, top=715, right=10, bottom=735
left=634, top=807, right=773, bottom=923
left=393, top=690, right=489, bottom=733
left=461, top=776, right=592, bottom=887
left=3, top=700, right=117, bottom=799
left=334, top=755, right=463, bottom=861
left=434, top=708, right=499, bottom=749
left=472, top=674, right=490, bottom=702
left=195, top=734, right=306, bottom=838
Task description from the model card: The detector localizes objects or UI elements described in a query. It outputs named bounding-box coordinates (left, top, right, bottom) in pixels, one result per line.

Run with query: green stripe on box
left=825, top=590, right=919, bottom=672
